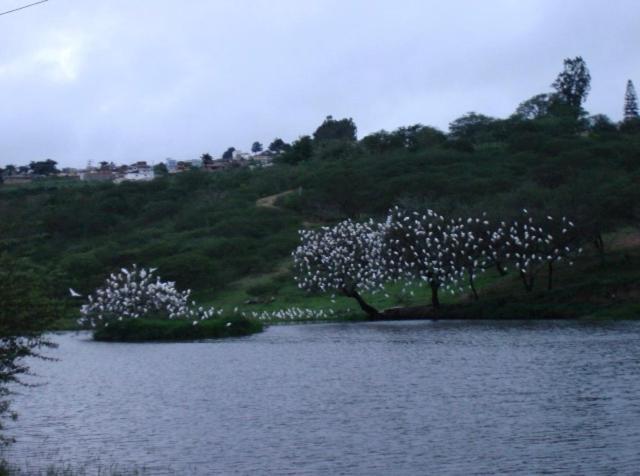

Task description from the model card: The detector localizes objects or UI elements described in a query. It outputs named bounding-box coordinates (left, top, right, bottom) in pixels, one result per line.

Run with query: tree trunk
left=469, top=273, right=479, bottom=301
left=547, top=261, right=553, bottom=291
left=520, top=271, right=534, bottom=292
left=594, top=233, right=605, bottom=264
left=495, top=261, right=507, bottom=277
left=430, top=282, right=440, bottom=308
left=342, top=288, right=380, bottom=319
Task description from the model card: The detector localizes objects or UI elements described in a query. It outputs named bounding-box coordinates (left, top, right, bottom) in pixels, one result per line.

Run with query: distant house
left=252, top=153, right=274, bottom=167
left=176, top=161, right=192, bottom=172
left=202, top=160, right=230, bottom=172
left=58, top=168, right=81, bottom=180
left=122, top=168, right=154, bottom=182
left=81, top=170, right=114, bottom=182
left=166, top=159, right=177, bottom=173
left=115, top=161, right=154, bottom=182
left=232, top=150, right=251, bottom=161
left=2, top=175, right=33, bottom=185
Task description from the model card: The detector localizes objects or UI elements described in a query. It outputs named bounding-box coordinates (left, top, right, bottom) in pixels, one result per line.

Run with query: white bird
left=69, top=288, right=82, bottom=298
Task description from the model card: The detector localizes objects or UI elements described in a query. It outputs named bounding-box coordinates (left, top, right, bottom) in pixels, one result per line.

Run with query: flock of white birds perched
left=293, top=207, right=582, bottom=309
left=76, top=207, right=582, bottom=326
left=76, top=266, right=342, bottom=327
left=240, top=307, right=340, bottom=321
left=77, top=265, right=223, bottom=328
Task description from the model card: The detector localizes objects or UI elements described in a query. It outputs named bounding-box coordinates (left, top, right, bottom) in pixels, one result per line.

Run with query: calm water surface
left=5, top=320, right=640, bottom=475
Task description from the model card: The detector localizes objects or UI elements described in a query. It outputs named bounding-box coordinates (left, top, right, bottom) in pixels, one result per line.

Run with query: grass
left=92, top=315, right=263, bottom=342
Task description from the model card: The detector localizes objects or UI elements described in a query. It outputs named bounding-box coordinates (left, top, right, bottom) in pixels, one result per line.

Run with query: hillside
left=1, top=112, right=639, bottom=322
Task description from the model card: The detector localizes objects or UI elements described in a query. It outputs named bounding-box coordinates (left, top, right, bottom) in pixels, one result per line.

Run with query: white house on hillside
left=123, top=168, right=154, bottom=182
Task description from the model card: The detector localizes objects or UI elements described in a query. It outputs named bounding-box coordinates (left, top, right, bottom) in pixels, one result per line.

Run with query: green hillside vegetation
left=1, top=57, right=639, bottom=324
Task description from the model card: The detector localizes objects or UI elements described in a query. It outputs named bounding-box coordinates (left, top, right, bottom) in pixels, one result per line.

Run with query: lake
left=4, top=320, right=640, bottom=475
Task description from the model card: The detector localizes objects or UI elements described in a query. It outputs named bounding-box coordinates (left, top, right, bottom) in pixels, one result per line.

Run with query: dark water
left=4, top=320, right=640, bottom=475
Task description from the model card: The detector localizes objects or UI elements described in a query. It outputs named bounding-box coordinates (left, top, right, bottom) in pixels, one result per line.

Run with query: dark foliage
left=0, top=254, right=60, bottom=446
left=313, top=115, right=357, bottom=142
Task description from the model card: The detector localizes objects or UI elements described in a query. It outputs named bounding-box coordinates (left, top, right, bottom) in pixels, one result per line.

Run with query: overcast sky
left=0, top=0, right=638, bottom=168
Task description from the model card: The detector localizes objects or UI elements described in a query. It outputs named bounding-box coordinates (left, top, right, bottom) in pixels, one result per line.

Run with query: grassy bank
left=92, top=315, right=263, bottom=342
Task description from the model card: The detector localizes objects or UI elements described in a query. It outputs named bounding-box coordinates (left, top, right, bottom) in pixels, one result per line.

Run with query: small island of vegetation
left=76, top=265, right=263, bottom=342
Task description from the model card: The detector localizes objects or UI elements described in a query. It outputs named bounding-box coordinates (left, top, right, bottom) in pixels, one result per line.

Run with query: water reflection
left=4, top=320, right=640, bottom=475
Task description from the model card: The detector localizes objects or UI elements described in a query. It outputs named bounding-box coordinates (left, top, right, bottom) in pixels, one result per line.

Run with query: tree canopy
left=313, top=116, right=357, bottom=142
left=448, top=112, right=498, bottom=143
left=200, top=153, right=214, bottom=165
left=514, top=94, right=552, bottom=120
left=268, top=138, right=290, bottom=154
left=551, top=56, right=591, bottom=114
left=624, top=80, right=639, bottom=121
left=222, top=147, right=236, bottom=160
left=277, top=136, right=314, bottom=165
left=28, top=159, right=59, bottom=176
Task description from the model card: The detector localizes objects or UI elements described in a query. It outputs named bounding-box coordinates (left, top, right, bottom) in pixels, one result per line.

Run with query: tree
left=0, top=254, right=59, bottom=446
left=587, top=114, right=617, bottom=135
left=28, top=159, right=59, bottom=176
left=268, top=138, right=290, bottom=154
left=539, top=214, right=581, bottom=291
left=251, top=142, right=263, bottom=154
left=200, top=153, right=214, bottom=165
left=276, top=136, right=313, bottom=165
left=222, top=147, right=236, bottom=160
left=390, top=124, right=447, bottom=151
left=503, top=210, right=580, bottom=292
left=293, top=219, right=385, bottom=318
left=551, top=56, right=591, bottom=112
left=513, top=94, right=552, bottom=120
left=3, top=165, right=16, bottom=176
left=447, top=215, right=511, bottom=299
left=448, top=112, right=498, bottom=143
left=313, top=115, right=357, bottom=142
left=405, top=125, right=447, bottom=150
left=383, top=208, right=463, bottom=308
left=624, top=80, right=639, bottom=121
left=360, top=130, right=404, bottom=153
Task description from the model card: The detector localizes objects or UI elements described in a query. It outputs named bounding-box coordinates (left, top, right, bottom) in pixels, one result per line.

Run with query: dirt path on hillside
left=256, top=189, right=296, bottom=209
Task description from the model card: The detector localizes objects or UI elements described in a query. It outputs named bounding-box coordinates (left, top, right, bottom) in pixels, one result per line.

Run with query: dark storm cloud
left=0, top=0, right=638, bottom=167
